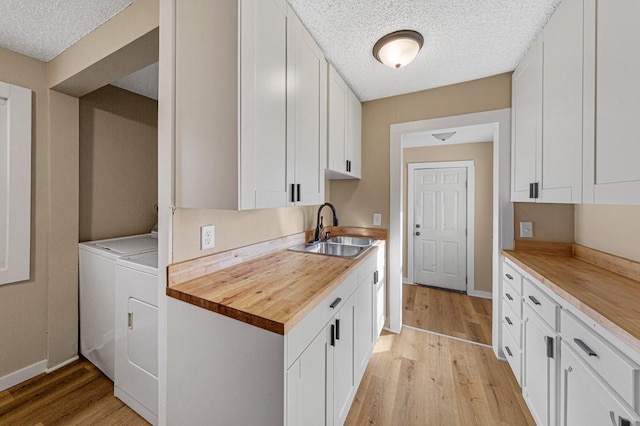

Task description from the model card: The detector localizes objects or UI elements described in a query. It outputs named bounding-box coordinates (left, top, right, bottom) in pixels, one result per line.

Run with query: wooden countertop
left=503, top=249, right=640, bottom=353
left=167, top=236, right=383, bottom=335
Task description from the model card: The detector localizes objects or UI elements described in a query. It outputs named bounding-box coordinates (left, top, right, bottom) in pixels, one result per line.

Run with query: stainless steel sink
left=288, top=241, right=371, bottom=259
left=326, top=236, right=375, bottom=246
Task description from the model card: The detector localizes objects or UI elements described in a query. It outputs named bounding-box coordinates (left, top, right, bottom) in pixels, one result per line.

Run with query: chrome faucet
left=313, top=203, right=339, bottom=242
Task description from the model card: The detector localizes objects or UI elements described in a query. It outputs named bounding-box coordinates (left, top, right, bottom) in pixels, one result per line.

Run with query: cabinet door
left=354, top=275, right=373, bottom=383
left=560, top=342, right=640, bottom=426
left=511, top=39, right=542, bottom=202
left=240, top=0, right=288, bottom=209
left=333, top=294, right=356, bottom=425
left=346, top=90, right=362, bottom=179
left=583, top=0, right=640, bottom=204
left=286, top=9, right=327, bottom=206
left=286, top=326, right=331, bottom=426
left=539, top=0, right=583, bottom=203
left=328, top=65, right=348, bottom=174
left=523, top=305, right=557, bottom=426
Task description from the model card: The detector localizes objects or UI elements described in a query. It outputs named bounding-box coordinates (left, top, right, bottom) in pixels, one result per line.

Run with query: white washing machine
left=78, top=233, right=158, bottom=381
left=115, top=250, right=159, bottom=425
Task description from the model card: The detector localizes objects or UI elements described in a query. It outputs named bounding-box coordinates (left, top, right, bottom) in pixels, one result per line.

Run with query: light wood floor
left=403, top=283, right=493, bottom=345
left=345, top=328, right=534, bottom=426
left=1, top=296, right=520, bottom=426
left=0, top=359, right=147, bottom=425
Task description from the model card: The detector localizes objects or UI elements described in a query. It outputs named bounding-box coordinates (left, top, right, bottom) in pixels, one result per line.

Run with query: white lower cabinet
left=286, top=326, right=331, bottom=426
left=503, top=256, right=640, bottom=426
left=168, top=245, right=386, bottom=426
left=560, top=341, right=640, bottom=426
left=523, top=303, right=558, bottom=426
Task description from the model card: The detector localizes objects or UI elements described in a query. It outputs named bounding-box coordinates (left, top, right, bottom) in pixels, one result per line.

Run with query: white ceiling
left=0, top=0, right=561, bottom=101
left=288, top=0, right=561, bottom=101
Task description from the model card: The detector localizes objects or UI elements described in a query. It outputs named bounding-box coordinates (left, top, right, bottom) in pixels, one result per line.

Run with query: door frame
left=388, top=108, right=513, bottom=360
left=407, top=161, right=475, bottom=294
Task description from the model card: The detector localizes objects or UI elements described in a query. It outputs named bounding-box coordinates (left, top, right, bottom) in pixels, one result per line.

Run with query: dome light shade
left=373, top=30, right=424, bottom=69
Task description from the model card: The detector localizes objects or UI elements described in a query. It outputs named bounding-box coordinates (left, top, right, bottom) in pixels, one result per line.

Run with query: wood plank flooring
left=0, top=359, right=147, bottom=425
left=1, top=287, right=520, bottom=426
left=345, top=328, right=534, bottom=426
left=403, top=283, right=493, bottom=345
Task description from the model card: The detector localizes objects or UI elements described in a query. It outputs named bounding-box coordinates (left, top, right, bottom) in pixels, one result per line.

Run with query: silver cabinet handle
left=128, top=312, right=133, bottom=329
left=528, top=295, right=541, bottom=306
left=574, top=338, right=597, bottom=357
left=505, top=273, right=513, bottom=280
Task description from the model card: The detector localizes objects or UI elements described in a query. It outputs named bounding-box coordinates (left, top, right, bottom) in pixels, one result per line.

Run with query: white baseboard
left=402, top=278, right=414, bottom=285
left=45, top=355, right=79, bottom=374
left=0, top=359, right=47, bottom=392
left=468, top=289, right=493, bottom=299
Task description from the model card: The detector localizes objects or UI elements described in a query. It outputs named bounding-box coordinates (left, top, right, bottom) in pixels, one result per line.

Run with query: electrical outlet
left=373, top=213, right=382, bottom=226
left=519, top=221, right=533, bottom=238
left=201, top=225, right=215, bottom=250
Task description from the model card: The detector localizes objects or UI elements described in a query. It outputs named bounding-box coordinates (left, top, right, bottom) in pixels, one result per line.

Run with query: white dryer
left=115, top=250, right=159, bottom=425
left=78, top=233, right=158, bottom=381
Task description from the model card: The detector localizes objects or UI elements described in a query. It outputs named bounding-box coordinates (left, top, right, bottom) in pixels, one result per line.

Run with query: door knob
left=416, top=224, right=421, bottom=228
left=415, top=232, right=420, bottom=236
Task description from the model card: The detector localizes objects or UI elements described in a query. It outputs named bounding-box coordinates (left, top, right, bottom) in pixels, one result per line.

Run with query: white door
left=413, top=167, right=467, bottom=292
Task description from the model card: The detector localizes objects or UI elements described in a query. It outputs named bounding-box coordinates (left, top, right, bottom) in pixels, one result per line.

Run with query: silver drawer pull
left=505, top=346, right=513, bottom=357
left=574, top=338, right=598, bottom=357
left=506, top=293, right=513, bottom=301
left=505, top=273, right=513, bottom=280
left=330, top=297, right=342, bottom=309
left=505, top=317, right=513, bottom=326
left=528, top=295, right=541, bottom=306
left=128, top=312, right=133, bottom=329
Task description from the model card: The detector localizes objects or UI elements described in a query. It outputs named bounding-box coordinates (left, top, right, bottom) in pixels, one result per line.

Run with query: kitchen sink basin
left=288, top=241, right=372, bottom=259
left=326, top=236, right=375, bottom=246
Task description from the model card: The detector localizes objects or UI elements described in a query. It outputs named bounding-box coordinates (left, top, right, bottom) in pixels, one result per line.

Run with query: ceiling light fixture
left=373, top=30, right=424, bottom=69
left=432, top=132, right=456, bottom=141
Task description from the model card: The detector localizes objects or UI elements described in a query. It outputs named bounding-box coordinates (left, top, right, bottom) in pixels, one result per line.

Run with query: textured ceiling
left=1, top=0, right=561, bottom=101
left=0, top=0, right=133, bottom=62
left=288, top=0, right=561, bottom=101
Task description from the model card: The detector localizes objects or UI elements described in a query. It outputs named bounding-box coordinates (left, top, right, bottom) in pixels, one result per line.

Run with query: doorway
left=408, top=162, right=473, bottom=293
left=388, top=109, right=514, bottom=357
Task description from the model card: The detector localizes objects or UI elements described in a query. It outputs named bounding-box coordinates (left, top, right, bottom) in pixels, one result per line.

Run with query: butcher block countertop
left=503, top=244, right=640, bottom=353
left=167, top=228, right=386, bottom=335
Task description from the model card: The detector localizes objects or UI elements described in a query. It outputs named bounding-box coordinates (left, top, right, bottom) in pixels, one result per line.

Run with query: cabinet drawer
left=523, top=278, right=559, bottom=331
left=286, top=270, right=360, bottom=367
left=503, top=277, right=522, bottom=320
left=502, top=324, right=522, bottom=386
left=502, top=302, right=522, bottom=347
left=561, top=309, right=640, bottom=409
left=503, top=260, right=523, bottom=294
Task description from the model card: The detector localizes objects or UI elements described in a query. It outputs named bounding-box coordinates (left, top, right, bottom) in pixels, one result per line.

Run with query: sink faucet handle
left=325, top=231, right=331, bottom=240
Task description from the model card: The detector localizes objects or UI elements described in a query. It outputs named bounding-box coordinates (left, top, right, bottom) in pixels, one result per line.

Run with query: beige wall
left=575, top=204, right=640, bottom=262
left=330, top=73, right=512, bottom=232
left=79, top=85, right=158, bottom=242
left=0, top=47, right=50, bottom=377
left=403, top=142, right=493, bottom=293
left=172, top=207, right=318, bottom=262
left=513, top=203, right=575, bottom=243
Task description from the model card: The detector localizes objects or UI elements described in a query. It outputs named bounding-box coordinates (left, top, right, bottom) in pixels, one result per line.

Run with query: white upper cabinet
left=286, top=8, right=327, bottom=207
left=511, top=0, right=583, bottom=203
left=327, top=65, right=362, bottom=179
left=539, top=0, right=583, bottom=204
left=583, top=0, right=640, bottom=204
left=511, top=39, right=542, bottom=202
left=174, top=0, right=326, bottom=210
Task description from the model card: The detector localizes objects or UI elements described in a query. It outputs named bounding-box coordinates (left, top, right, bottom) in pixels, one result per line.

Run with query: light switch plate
left=519, top=221, right=533, bottom=238
left=201, top=225, right=215, bottom=250
left=373, top=213, right=382, bottom=226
